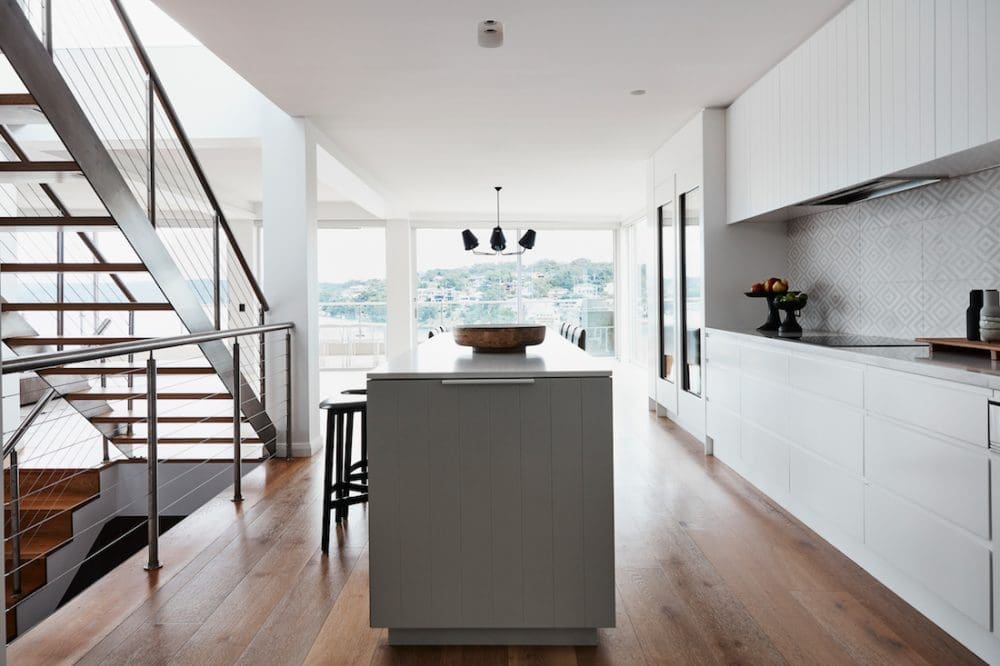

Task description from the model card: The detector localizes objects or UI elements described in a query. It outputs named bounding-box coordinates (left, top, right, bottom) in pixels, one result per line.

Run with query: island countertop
left=367, top=333, right=613, bottom=380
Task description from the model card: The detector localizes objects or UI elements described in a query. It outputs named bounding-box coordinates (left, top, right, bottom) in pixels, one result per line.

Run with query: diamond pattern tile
left=788, top=166, right=1000, bottom=336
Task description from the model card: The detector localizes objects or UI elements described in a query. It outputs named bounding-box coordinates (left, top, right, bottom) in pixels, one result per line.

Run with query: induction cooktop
left=793, top=334, right=928, bottom=348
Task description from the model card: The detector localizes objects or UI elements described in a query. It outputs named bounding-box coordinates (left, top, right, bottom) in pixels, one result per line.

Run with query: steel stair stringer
left=0, top=0, right=276, bottom=453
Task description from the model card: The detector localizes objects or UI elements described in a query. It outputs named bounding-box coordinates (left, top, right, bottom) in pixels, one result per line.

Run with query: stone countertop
left=708, top=328, right=1000, bottom=392
left=367, top=333, right=613, bottom=380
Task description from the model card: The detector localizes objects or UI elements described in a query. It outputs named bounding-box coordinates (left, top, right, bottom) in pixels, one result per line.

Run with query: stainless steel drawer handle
left=440, top=378, right=535, bottom=385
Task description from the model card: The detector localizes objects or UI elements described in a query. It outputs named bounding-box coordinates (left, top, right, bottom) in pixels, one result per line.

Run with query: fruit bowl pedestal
left=775, top=301, right=804, bottom=338
left=745, top=292, right=781, bottom=332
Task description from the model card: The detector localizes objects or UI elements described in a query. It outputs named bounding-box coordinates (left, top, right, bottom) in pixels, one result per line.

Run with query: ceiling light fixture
left=478, top=19, right=504, bottom=48
left=461, top=186, right=536, bottom=256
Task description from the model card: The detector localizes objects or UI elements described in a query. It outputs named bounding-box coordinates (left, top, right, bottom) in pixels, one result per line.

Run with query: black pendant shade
left=518, top=229, right=536, bottom=250
left=460, top=186, right=536, bottom=256
left=462, top=229, right=479, bottom=251
left=489, top=226, right=507, bottom=252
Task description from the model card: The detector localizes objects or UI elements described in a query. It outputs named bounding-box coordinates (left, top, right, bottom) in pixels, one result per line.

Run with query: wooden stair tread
left=5, top=534, right=69, bottom=558
left=2, top=302, right=172, bottom=311
left=0, top=263, right=146, bottom=272
left=65, top=390, right=232, bottom=401
left=110, top=436, right=262, bottom=444
left=0, top=161, right=79, bottom=172
left=12, top=494, right=97, bottom=511
left=39, top=365, right=215, bottom=376
left=0, top=93, right=36, bottom=105
left=0, top=216, right=116, bottom=227
left=92, top=414, right=236, bottom=424
left=5, top=336, right=151, bottom=346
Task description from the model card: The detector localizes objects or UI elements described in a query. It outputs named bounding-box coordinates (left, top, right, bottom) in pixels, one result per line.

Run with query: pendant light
left=461, top=186, right=536, bottom=256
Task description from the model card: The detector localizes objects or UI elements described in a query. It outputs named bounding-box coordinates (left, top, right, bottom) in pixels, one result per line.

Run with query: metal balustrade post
left=232, top=340, right=243, bottom=502
left=259, top=308, right=266, bottom=408
left=144, top=353, right=161, bottom=570
left=285, top=330, right=293, bottom=460
left=146, top=76, right=155, bottom=228
left=42, top=0, right=52, bottom=54
left=56, top=228, right=64, bottom=347
left=213, top=215, right=221, bottom=329
left=9, top=449, right=22, bottom=596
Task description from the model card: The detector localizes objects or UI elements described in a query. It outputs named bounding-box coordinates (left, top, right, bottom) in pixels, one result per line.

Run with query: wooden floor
left=8, top=369, right=983, bottom=665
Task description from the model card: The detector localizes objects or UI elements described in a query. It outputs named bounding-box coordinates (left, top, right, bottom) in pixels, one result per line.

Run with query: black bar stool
left=319, top=393, right=368, bottom=552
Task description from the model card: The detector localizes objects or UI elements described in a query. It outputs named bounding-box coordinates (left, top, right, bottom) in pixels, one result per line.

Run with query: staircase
left=4, top=469, right=101, bottom=639
left=0, top=0, right=286, bottom=640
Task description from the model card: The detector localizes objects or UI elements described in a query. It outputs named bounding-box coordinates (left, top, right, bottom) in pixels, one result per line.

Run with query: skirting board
left=388, top=628, right=598, bottom=646
left=287, top=435, right=323, bottom=458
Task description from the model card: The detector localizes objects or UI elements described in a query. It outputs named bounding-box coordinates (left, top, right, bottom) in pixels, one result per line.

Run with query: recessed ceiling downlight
left=478, top=19, right=503, bottom=48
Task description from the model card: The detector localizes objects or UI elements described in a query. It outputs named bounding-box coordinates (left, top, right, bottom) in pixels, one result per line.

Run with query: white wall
left=647, top=109, right=787, bottom=444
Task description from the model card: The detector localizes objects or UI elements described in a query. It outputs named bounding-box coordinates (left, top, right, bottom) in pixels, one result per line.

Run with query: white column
left=262, top=108, right=320, bottom=456
left=384, top=218, right=414, bottom=357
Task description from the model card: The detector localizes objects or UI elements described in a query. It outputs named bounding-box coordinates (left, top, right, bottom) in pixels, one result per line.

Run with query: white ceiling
left=151, top=0, right=849, bottom=221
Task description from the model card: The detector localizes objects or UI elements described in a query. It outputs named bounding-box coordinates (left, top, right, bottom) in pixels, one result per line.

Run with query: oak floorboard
left=574, top=587, right=646, bottom=666
left=150, top=459, right=323, bottom=625
left=508, top=646, right=579, bottom=665
left=73, top=458, right=318, bottom=665
left=7, top=369, right=985, bottom=665
left=10, top=457, right=307, bottom=666
left=167, top=473, right=329, bottom=664
left=86, top=622, right=201, bottom=666
left=234, top=546, right=364, bottom=665
left=303, top=548, right=385, bottom=666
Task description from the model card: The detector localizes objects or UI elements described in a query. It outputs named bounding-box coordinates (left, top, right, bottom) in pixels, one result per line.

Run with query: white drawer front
left=789, top=448, right=863, bottom=541
left=739, top=344, right=789, bottom=384
left=741, top=421, right=789, bottom=496
left=865, top=367, right=988, bottom=446
left=706, top=334, right=740, bottom=368
left=706, top=363, right=740, bottom=413
left=787, top=390, right=863, bottom=474
left=866, top=416, right=990, bottom=539
left=789, top=353, right=863, bottom=408
left=865, top=486, right=991, bottom=629
left=707, top=402, right=740, bottom=467
left=740, top=375, right=787, bottom=437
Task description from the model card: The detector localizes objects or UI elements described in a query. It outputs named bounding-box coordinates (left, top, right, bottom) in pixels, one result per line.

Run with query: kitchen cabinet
left=865, top=365, right=988, bottom=446
left=726, top=0, right=991, bottom=224
left=367, top=337, right=614, bottom=644
left=703, top=329, right=1000, bottom=659
left=866, top=415, right=990, bottom=538
left=865, top=485, right=991, bottom=630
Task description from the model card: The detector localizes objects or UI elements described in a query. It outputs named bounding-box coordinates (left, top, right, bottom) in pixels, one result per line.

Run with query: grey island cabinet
left=366, top=335, right=615, bottom=646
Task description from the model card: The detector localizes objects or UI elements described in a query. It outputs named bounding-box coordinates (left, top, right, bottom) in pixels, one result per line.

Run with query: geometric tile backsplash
left=787, top=166, right=1000, bottom=339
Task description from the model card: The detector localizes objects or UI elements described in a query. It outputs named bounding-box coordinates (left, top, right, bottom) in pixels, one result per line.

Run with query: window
left=624, top=220, right=649, bottom=367
left=316, top=227, right=387, bottom=370
left=414, top=228, right=615, bottom=356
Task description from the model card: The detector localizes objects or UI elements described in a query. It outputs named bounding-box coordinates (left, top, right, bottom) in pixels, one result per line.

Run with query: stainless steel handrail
left=2, top=322, right=294, bottom=374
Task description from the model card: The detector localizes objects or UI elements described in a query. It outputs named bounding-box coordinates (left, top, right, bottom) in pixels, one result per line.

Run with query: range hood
left=800, top=177, right=942, bottom=207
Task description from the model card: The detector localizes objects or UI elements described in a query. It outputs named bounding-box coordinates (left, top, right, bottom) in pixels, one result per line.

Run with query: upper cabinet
left=727, top=0, right=1000, bottom=224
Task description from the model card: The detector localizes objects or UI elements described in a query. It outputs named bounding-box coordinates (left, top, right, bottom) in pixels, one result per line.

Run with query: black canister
left=967, top=289, right=984, bottom=341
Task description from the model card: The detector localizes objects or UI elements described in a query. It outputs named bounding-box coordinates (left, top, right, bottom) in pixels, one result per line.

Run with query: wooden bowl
left=452, top=324, right=546, bottom=353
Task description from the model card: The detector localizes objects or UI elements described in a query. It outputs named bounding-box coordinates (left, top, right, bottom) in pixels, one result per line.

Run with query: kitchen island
left=366, top=334, right=615, bottom=645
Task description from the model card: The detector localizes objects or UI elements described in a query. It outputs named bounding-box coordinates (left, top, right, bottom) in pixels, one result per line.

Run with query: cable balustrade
left=12, top=0, right=268, bottom=335
left=0, top=322, right=293, bottom=639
